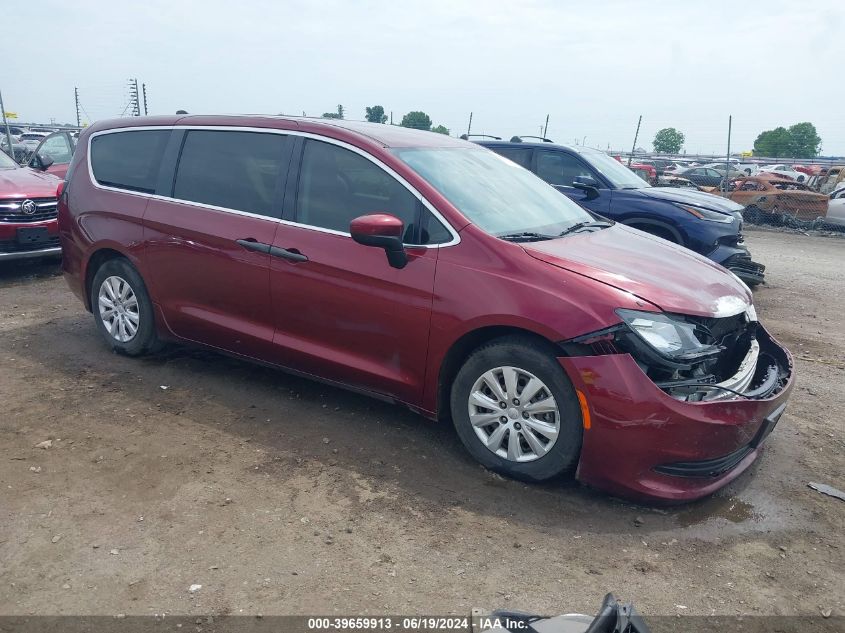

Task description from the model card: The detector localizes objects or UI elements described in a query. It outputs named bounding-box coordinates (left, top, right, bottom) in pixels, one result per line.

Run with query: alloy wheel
left=467, top=365, right=561, bottom=462
left=98, top=275, right=140, bottom=343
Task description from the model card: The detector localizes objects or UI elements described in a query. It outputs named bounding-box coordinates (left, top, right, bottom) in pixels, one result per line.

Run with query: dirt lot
left=0, top=229, right=843, bottom=618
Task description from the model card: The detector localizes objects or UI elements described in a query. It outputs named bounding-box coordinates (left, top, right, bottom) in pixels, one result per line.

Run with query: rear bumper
left=561, top=325, right=794, bottom=503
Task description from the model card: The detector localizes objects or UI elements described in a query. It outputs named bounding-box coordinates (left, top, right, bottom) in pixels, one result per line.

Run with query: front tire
left=450, top=336, right=583, bottom=483
left=91, top=258, right=160, bottom=356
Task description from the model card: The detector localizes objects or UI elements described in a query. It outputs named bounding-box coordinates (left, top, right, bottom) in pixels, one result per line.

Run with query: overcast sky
left=3, top=1, right=844, bottom=154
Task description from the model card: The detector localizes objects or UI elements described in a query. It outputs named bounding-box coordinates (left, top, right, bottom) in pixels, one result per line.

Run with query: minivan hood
left=0, top=167, right=61, bottom=198
left=523, top=224, right=751, bottom=318
left=637, top=186, right=744, bottom=213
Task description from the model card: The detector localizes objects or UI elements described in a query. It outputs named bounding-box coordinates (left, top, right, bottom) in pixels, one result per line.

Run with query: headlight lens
left=616, top=309, right=719, bottom=361
left=675, top=203, right=734, bottom=223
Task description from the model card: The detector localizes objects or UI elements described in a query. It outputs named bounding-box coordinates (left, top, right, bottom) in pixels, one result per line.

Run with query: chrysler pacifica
left=58, top=115, right=794, bottom=502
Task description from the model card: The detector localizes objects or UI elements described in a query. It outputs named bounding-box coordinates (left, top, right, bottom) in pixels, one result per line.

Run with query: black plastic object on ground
left=486, top=593, right=652, bottom=633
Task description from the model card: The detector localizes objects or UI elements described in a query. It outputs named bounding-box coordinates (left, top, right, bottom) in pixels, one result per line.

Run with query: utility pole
left=543, top=114, right=549, bottom=138
left=128, top=78, right=140, bottom=116
left=390, top=111, right=393, bottom=125
left=0, top=89, right=14, bottom=161
left=74, top=87, right=81, bottom=127
left=723, top=115, right=732, bottom=192
left=142, top=83, right=148, bottom=116
left=466, top=112, right=473, bottom=137
left=628, top=115, right=642, bottom=166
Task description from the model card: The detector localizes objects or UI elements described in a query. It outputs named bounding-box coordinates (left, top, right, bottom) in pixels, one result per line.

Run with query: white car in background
left=825, top=197, right=845, bottom=227
left=758, top=164, right=806, bottom=182
left=17, top=131, right=49, bottom=150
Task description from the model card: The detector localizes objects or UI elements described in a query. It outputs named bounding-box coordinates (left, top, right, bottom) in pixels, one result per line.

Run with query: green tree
left=322, top=104, right=344, bottom=120
left=431, top=124, right=450, bottom=135
left=753, top=127, right=793, bottom=157
left=652, top=127, right=685, bottom=154
left=787, top=122, right=821, bottom=158
left=365, top=105, right=387, bottom=124
left=400, top=111, right=432, bottom=131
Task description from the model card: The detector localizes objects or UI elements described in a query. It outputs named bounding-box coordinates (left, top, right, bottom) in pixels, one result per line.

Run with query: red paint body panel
left=143, top=198, right=280, bottom=362
left=58, top=143, right=147, bottom=307
left=60, top=116, right=795, bottom=503
left=45, top=164, right=69, bottom=179
left=269, top=225, right=438, bottom=405
left=421, top=223, right=655, bottom=414
left=563, top=326, right=794, bottom=502
left=523, top=224, right=752, bottom=317
left=0, top=166, right=61, bottom=198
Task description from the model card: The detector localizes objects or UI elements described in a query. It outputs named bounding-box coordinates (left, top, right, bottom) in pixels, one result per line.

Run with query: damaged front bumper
left=722, top=251, right=766, bottom=287
left=560, top=325, right=794, bottom=502
left=709, top=241, right=766, bottom=287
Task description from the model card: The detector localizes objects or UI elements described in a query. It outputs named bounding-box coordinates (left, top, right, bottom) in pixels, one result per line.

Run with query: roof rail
left=459, top=134, right=502, bottom=140
left=511, top=135, right=555, bottom=143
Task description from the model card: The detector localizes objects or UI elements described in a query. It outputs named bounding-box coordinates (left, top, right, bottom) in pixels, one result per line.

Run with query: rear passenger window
left=90, top=130, right=169, bottom=193
left=296, top=139, right=451, bottom=245
left=173, top=130, right=288, bottom=217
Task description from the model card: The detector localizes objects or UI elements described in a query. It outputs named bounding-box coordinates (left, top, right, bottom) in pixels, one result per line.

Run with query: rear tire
left=90, top=258, right=160, bottom=356
left=450, top=336, right=583, bottom=483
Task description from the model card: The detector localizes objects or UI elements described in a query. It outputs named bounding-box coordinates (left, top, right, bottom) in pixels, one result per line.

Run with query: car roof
left=84, top=114, right=470, bottom=150
left=476, top=139, right=606, bottom=157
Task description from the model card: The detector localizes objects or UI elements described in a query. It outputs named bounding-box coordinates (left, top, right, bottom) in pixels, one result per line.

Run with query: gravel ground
left=0, top=228, right=842, bottom=618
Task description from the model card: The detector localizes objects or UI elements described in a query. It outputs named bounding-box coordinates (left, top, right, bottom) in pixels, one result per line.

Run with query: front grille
left=0, top=197, right=58, bottom=223
left=0, top=236, right=60, bottom=253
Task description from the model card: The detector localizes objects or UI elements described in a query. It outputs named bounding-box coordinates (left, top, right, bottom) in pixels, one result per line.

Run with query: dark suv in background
left=478, top=139, right=765, bottom=286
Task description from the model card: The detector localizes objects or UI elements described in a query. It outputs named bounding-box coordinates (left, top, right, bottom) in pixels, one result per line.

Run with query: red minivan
left=58, top=115, right=794, bottom=502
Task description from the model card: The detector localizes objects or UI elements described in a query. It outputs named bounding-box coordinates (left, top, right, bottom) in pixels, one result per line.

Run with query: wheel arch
left=83, top=246, right=133, bottom=312
left=435, top=325, right=563, bottom=421
left=622, top=217, right=684, bottom=244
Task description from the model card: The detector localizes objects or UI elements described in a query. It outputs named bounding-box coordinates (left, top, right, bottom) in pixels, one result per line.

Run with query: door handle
left=236, top=238, right=271, bottom=254
left=269, top=246, right=309, bottom=263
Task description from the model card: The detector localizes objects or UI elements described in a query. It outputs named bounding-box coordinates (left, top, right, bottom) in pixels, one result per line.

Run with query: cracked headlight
left=616, top=309, right=721, bottom=364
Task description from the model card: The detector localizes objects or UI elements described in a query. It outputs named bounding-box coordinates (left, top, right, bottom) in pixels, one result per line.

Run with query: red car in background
left=629, top=163, right=657, bottom=185
left=59, top=116, right=794, bottom=502
left=0, top=148, right=62, bottom=261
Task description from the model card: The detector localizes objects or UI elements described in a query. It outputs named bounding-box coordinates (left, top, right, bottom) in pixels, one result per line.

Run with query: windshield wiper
left=497, top=231, right=555, bottom=242
left=558, top=220, right=613, bottom=237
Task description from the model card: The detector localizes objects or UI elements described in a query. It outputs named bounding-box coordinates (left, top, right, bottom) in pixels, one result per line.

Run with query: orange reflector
left=576, top=390, right=591, bottom=430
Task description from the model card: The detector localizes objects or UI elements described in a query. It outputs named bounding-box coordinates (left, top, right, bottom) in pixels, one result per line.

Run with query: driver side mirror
left=35, top=153, right=54, bottom=170
left=350, top=213, right=408, bottom=269
left=572, top=175, right=600, bottom=200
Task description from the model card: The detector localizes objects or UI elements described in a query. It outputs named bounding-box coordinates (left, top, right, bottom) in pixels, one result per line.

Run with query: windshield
left=0, top=151, right=18, bottom=169
left=581, top=150, right=651, bottom=189
left=393, top=147, right=592, bottom=237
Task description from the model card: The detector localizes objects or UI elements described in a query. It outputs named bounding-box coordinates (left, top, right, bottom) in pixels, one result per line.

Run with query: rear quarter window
left=90, top=130, right=170, bottom=193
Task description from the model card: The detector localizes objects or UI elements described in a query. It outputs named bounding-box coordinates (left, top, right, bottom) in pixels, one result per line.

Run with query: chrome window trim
left=86, top=125, right=461, bottom=248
